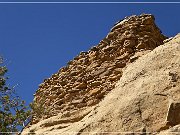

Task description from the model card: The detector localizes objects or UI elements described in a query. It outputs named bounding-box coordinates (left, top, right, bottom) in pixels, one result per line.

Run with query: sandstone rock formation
left=31, top=14, right=166, bottom=123
left=22, top=14, right=180, bottom=134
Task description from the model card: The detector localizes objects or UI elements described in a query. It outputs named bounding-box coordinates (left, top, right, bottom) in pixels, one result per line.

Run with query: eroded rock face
left=24, top=14, right=176, bottom=134
left=22, top=34, right=180, bottom=135
left=30, top=14, right=166, bottom=124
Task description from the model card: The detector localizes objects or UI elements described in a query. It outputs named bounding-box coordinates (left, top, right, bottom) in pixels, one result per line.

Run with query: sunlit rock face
left=22, top=14, right=180, bottom=135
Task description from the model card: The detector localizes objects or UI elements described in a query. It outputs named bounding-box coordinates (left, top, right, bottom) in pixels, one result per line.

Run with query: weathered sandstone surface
left=22, top=14, right=180, bottom=134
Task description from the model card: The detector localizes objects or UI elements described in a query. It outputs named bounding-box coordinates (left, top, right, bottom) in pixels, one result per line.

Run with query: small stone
left=76, top=82, right=87, bottom=89
left=70, top=71, right=79, bottom=76
left=58, top=92, right=66, bottom=98
left=89, top=88, right=101, bottom=96
left=48, top=95, right=58, bottom=100
left=53, top=85, right=61, bottom=88
left=109, top=75, right=118, bottom=81
left=72, top=99, right=84, bottom=104
left=67, top=89, right=81, bottom=93
left=90, top=81, right=101, bottom=87
left=130, top=55, right=139, bottom=63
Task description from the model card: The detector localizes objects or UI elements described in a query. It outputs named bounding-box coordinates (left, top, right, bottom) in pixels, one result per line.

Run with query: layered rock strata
left=30, top=14, right=166, bottom=126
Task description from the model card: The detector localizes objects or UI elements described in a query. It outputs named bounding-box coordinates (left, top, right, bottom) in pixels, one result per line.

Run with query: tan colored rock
left=22, top=33, right=180, bottom=135
left=89, top=88, right=101, bottom=96
left=90, top=81, right=101, bottom=87
left=48, top=95, right=58, bottom=100
left=109, top=74, right=121, bottom=81
left=71, top=99, right=84, bottom=104
left=27, top=14, right=167, bottom=127
left=99, top=70, right=111, bottom=78
left=76, top=82, right=87, bottom=89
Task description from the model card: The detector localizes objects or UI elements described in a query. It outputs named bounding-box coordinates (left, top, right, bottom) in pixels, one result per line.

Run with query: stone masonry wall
left=31, top=14, right=166, bottom=124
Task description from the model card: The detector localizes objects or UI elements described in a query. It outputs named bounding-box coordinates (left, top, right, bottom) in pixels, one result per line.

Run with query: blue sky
left=0, top=2, right=180, bottom=105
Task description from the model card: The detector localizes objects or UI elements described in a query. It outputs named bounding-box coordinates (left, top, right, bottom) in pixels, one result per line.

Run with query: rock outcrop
left=22, top=14, right=180, bottom=134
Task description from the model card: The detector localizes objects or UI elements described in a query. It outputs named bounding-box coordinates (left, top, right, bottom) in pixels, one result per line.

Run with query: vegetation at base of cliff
left=0, top=57, right=31, bottom=132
